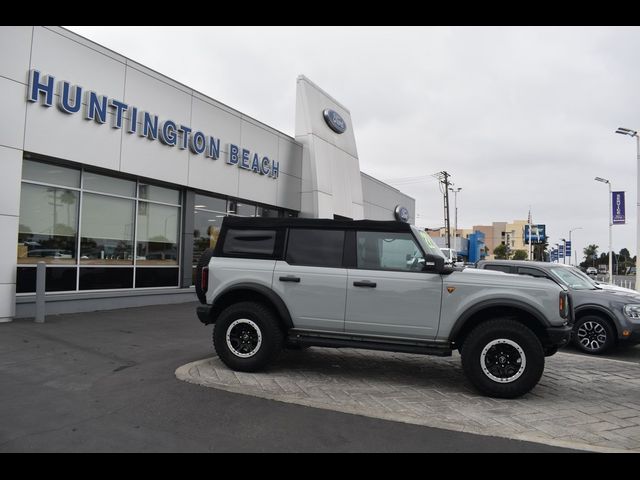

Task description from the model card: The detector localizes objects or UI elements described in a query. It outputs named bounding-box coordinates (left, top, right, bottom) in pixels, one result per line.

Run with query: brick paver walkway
left=176, top=349, right=640, bottom=452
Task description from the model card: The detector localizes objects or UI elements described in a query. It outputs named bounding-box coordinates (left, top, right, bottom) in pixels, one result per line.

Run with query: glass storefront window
left=17, top=183, right=78, bottom=264
left=80, top=193, right=134, bottom=265
left=257, top=205, right=279, bottom=217
left=227, top=200, right=256, bottom=217
left=22, top=160, right=80, bottom=188
left=139, top=183, right=180, bottom=205
left=84, top=172, right=136, bottom=197
left=194, top=194, right=226, bottom=213
left=136, top=202, right=179, bottom=265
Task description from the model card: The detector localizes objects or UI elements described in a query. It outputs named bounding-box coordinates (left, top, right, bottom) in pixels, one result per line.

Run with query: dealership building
left=0, top=26, right=414, bottom=321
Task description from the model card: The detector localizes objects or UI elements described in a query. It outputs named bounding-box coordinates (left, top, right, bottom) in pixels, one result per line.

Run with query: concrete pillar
left=0, top=27, right=33, bottom=322
left=0, top=147, right=21, bottom=323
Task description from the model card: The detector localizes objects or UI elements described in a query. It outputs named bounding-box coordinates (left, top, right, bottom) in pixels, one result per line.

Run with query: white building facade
left=0, top=26, right=414, bottom=320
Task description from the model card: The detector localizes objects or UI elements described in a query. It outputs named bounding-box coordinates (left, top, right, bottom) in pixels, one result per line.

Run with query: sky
left=66, top=26, right=640, bottom=262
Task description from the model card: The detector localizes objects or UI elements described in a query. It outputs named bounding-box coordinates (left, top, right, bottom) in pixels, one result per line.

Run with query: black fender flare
left=211, top=282, right=294, bottom=329
left=449, top=298, right=551, bottom=342
left=574, top=304, right=618, bottom=326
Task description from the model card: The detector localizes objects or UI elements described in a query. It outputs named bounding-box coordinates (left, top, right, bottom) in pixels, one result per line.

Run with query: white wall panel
left=277, top=173, right=302, bottom=211
left=124, top=66, right=191, bottom=125
left=30, top=27, right=126, bottom=101
left=0, top=78, right=27, bottom=150
left=0, top=26, right=32, bottom=83
left=240, top=118, right=279, bottom=162
left=24, top=104, right=122, bottom=171
left=238, top=168, right=278, bottom=207
left=278, top=137, right=302, bottom=179
left=0, top=147, right=23, bottom=218
left=0, top=284, right=16, bottom=321
left=190, top=96, right=242, bottom=155
left=0, top=215, right=18, bottom=285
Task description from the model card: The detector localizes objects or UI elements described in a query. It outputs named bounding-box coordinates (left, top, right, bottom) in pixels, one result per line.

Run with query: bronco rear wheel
left=213, top=301, right=283, bottom=372
left=461, top=318, right=545, bottom=398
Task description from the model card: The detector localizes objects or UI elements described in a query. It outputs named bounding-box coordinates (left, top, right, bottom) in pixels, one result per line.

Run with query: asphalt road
left=0, top=302, right=577, bottom=453
left=564, top=342, right=640, bottom=364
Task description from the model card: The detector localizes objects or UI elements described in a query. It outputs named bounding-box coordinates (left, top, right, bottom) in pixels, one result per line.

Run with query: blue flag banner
left=612, top=191, right=625, bottom=225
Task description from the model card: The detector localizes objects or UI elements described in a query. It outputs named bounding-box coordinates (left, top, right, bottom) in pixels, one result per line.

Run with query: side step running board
left=287, top=331, right=452, bottom=357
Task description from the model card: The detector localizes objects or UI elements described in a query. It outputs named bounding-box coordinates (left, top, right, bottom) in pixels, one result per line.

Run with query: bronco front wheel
left=461, top=318, right=545, bottom=398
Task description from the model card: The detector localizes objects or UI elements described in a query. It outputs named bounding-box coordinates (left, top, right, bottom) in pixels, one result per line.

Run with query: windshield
left=413, top=226, right=446, bottom=259
left=549, top=267, right=597, bottom=290
left=567, top=266, right=600, bottom=288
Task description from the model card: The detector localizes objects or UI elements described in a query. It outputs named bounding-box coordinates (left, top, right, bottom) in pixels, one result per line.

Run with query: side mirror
left=423, top=253, right=445, bottom=273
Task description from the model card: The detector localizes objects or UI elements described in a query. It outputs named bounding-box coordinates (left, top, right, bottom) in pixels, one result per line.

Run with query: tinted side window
left=356, top=231, right=424, bottom=271
left=483, top=264, right=512, bottom=273
left=517, top=267, right=548, bottom=279
left=222, top=229, right=277, bottom=256
left=286, top=229, right=344, bottom=268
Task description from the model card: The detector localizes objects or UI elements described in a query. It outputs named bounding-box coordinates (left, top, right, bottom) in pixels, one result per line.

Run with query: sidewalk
left=177, top=348, right=640, bottom=452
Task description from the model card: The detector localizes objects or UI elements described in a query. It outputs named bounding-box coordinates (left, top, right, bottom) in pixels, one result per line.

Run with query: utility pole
left=449, top=187, right=462, bottom=252
left=433, top=170, right=453, bottom=248
left=434, top=171, right=452, bottom=248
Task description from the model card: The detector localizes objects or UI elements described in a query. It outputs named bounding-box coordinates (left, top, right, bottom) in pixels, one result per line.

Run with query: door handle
left=353, top=280, right=377, bottom=288
left=279, top=276, right=301, bottom=283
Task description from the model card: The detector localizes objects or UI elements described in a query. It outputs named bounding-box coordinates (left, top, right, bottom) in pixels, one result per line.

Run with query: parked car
left=586, top=267, right=598, bottom=276
left=194, top=217, right=573, bottom=398
left=477, top=260, right=640, bottom=354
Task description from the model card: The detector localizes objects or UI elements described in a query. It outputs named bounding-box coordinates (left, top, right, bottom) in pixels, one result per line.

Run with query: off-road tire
left=461, top=318, right=545, bottom=399
left=213, top=301, right=284, bottom=372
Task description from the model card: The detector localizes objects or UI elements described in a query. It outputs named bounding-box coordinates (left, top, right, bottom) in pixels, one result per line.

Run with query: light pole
left=615, top=127, right=640, bottom=290
left=595, top=176, right=613, bottom=284
left=568, top=227, right=582, bottom=266
left=449, top=187, right=462, bottom=252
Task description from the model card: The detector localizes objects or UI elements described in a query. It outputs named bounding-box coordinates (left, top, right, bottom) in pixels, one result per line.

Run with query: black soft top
left=222, top=216, right=412, bottom=232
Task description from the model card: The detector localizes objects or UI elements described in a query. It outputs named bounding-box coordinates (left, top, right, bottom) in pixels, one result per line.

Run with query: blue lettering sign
left=178, top=125, right=191, bottom=150
left=190, top=131, right=206, bottom=154
left=159, top=120, right=178, bottom=146
left=27, top=69, right=54, bottom=107
left=240, top=149, right=250, bottom=169
left=271, top=160, right=279, bottom=179
left=251, top=153, right=260, bottom=173
left=141, top=112, right=159, bottom=140
left=260, top=157, right=270, bottom=175
left=26, top=70, right=280, bottom=180
left=57, top=81, right=82, bottom=114
left=109, top=99, right=128, bottom=129
left=228, top=144, right=239, bottom=165
left=84, top=91, right=108, bottom=124
left=206, top=136, right=220, bottom=160
left=128, top=107, right=138, bottom=134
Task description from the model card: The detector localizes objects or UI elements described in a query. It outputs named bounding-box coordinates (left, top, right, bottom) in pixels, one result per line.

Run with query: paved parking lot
left=177, top=347, right=640, bottom=452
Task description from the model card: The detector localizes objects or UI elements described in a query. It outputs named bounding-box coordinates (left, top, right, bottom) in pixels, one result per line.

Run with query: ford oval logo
left=394, top=205, right=409, bottom=223
left=323, top=109, right=347, bottom=134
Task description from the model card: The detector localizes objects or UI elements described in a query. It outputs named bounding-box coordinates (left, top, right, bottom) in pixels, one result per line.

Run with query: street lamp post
left=595, top=176, right=613, bottom=284
left=449, top=187, right=462, bottom=253
left=568, top=227, right=582, bottom=266
left=615, top=127, right=640, bottom=290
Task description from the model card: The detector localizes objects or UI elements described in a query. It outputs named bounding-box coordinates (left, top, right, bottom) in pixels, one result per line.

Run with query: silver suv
left=196, top=218, right=572, bottom=398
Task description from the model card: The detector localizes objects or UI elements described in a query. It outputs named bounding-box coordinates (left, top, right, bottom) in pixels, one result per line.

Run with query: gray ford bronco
left=196, top=217, right=572, bottom=398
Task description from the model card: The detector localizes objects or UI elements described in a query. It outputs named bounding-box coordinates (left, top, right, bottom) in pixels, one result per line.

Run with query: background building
left=1, top=26, right=414, bottom=321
